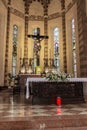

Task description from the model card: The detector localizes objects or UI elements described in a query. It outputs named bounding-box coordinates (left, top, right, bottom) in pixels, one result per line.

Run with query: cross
left=27, top=28, right=49, bottom=67
left=27, top=28, right=49, bottom=41
left=27, top=34, right=48, bottom=41
left=27, top=33, right=48, bottom=55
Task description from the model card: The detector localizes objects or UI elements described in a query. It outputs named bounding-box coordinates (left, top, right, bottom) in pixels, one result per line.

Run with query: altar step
left=0, top=115, right=87, bottom=130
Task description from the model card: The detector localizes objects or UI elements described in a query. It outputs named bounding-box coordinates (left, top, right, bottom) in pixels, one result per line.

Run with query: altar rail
left=29, top=81, right=84, bottom=105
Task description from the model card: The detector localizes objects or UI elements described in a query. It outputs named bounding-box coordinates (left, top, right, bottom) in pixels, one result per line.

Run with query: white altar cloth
left=25, top=77, right=48, bottom=99
left=68, top=78, right=87, bottom=82
left=25, top=77, right=87, bottom=99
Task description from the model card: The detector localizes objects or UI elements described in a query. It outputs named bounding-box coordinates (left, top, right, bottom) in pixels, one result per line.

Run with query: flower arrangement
left=42, top=71, right=71, bottom=81
left=57, top=71, right=71, bottom=81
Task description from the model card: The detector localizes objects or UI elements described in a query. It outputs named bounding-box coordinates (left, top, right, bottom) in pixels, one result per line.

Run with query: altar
left=19, top=74, right=41, bottom=91
left=25, top=77, right=87, bottom=105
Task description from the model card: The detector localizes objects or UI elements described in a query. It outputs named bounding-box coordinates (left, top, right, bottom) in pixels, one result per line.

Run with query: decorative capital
left=25, top=13, right=29, bottom=17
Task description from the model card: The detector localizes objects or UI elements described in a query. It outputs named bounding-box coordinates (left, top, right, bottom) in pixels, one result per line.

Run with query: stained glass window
left=54, top=27, right=60, bottom=70
left=72, top=19, right=77, bottom=77
left=12, top=25, right=18, bottom=76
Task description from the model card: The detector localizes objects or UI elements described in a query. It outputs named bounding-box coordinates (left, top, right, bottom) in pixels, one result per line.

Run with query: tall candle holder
left=20, top=58, right=34, bottom=74
left=44, top=58, right=56, bottom=73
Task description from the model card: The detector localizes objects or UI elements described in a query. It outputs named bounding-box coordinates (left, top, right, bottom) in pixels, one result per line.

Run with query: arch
left=29, top=1, right=43, bottom=16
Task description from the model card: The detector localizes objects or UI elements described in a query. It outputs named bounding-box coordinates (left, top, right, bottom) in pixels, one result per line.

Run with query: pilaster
left=61, top=0, right=67, bottom=73
left=44, top=4, right=48, bottom=60
left=24, top=0, right=29, bottom=60
left=77, top=0, right=87, bottom=77
left=4, top=0, right=11, bottom=85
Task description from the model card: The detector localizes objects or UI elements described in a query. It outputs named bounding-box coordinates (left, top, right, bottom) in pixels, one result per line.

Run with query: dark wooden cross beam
left=27, top=34, right=49, bottom=41
left=27, top=28, right=49, bottom=41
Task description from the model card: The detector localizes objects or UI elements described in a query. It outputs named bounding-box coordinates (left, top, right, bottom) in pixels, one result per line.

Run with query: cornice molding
left=28, top=12, right=62, bottom=21
left=10, top=7, right=25, bottom=19
left=48, top=12, right=62, bottom=20
left=29, top=15, right=44, bottom=21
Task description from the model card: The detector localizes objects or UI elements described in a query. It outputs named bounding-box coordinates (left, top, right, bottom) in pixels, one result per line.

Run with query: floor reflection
left=0, top=89, right=87, bottom=119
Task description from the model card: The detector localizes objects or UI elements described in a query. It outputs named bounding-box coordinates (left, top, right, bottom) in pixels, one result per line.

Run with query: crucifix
left=27, top=28, right=48, bottom=42
left=27, top=28, right=49, bottom=72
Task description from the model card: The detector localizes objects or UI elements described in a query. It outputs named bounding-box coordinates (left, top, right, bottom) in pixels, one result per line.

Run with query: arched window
left=72, top=19, right=77, bottom=77
left=12, top=25, right=18, bottom=76
left=54, top=27, right=60, bottom=70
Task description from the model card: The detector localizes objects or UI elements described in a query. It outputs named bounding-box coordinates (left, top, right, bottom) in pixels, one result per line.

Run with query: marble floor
left=0, top=89, right=87, bottom=118
left=0, top=89, right=87, bottom=130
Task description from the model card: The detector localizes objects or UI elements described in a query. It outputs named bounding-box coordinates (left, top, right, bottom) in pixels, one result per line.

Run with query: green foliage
left=42, top=71, right=71, bottom=81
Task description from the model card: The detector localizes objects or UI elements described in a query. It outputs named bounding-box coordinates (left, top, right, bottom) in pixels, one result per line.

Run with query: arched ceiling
left=23, top=0, right=62, bottom=18
left=2, top=0, right=75, bottom=20
left=23, top=0, right=52, bottom=6
left=23, top=0, right=74, bottom=14
left=23, top=0, right=73, bottom=8
left=3, top=0, right=74, bottom=12
left=29, top=1, right=43, bottom=16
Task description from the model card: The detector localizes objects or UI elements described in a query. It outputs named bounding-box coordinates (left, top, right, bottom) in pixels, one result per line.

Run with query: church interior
left=0, top=0, right=87, bottom=129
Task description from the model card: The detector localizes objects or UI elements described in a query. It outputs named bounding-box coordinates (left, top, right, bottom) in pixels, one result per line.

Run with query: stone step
left=0, top=115, right=87, bottom=130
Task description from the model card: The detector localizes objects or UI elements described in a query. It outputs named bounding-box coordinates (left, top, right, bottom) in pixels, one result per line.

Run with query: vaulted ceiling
left=23, top=0, right=73, bottom=14
left=23, top=0, right=53, bottom=6
left=2, top=0, right=74, bottom=18
left=23, top=0, right=62, bottom=17
left=23, top=0, right=73, bottom=7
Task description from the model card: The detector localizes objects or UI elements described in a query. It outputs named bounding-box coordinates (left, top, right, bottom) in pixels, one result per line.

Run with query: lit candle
left=56, top=97, right=62, bottom=107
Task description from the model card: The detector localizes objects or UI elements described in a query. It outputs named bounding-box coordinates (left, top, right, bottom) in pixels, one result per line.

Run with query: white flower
left=42, top=70, right=71, bottom=81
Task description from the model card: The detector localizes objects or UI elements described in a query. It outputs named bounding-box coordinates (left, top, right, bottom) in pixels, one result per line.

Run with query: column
left=24, top=0, right=29, bottom=63
left=44, top=3, right=48, bottom=67
left=77, top=0, right=87, bottom=77
left=61, top=0, right=67, bottom=73
left=4, top=0, right=11, bottom=85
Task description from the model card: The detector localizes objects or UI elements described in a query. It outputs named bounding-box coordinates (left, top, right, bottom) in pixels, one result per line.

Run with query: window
left=72, top=19, right=77, bottom=77
left=54, top=27, right=60, bottom=70
left=12, top=25, right=18, bottom=76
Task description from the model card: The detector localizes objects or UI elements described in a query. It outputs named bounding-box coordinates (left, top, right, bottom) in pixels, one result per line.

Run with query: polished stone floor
left=0, top=89, right=87, bottom=130
left=0, top=89, right=87, bottom=119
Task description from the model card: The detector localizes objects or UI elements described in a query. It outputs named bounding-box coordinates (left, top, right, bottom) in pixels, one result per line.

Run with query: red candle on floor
left=56, top=97, right=61, bottom=106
